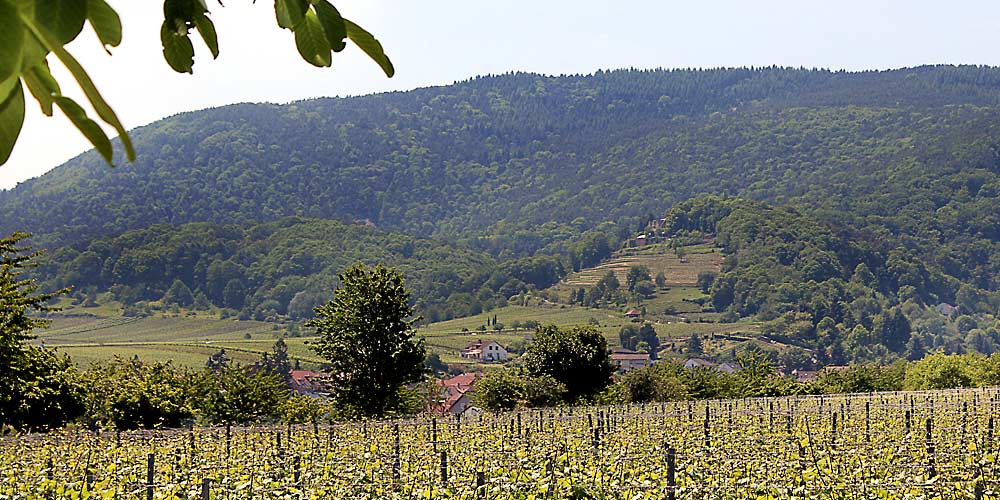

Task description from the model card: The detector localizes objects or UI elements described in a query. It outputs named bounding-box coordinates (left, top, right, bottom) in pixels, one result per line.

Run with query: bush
left=82, top=358, right=193, bottom=430
left=904, top=352, right=977, bottom=390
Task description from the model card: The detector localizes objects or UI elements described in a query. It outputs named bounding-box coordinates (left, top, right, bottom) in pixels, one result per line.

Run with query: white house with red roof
left=461, top=339, right=508, bottom=362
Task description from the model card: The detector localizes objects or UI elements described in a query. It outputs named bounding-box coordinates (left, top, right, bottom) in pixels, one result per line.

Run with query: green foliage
left=0, top=0, right=391, bottom=167
left=614, top=363, right=688, bottom=403
left=619, top=322, right=659, bottom=355
left=280, top=394, right=329, bottom=424
left=307, top=263, right=426, bottom=418
left=189, top=364, right=289, bottom=424
left=625, top=265, right=651, bottom=294
left=0, top=344, right=85, bottom=432
left=81, top=357, right=193, bottom=430
left=0, top=232, right=79, bottom=431
left=686, top=333, right=703, bottom=355
left=903, top=352, right=978, bottom=390
left=473, top=369, right=567, bottom=411
left=256, top=337, right=293, bottom=386
left=473, top=369, right=523, bottom=412
left=521, top=324, right=614, bottom=403
left=34, top=218, right=521, bottom=324
left=812, top=363, right=905, bottom=394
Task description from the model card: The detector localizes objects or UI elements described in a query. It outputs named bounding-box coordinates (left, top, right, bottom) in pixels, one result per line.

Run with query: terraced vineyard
left=4, top=388, right=1000, bottom=499
left=556, top=243, right=723, bottom=290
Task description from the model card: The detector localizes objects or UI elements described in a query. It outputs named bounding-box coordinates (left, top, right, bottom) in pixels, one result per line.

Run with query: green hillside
left=6, top=66, right=1000, bottom=362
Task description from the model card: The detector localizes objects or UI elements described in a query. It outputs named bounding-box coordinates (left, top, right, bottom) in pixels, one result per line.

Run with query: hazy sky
left=3, top=0, right=1000, bottom=188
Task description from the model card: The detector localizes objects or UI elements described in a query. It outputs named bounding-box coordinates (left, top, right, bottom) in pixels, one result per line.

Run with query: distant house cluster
left=461, top=339, right=508, bottom=362
left=609, top=350, right=751, bottom=376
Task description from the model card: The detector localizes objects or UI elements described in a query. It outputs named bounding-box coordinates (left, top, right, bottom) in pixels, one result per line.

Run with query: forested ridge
left=4, top=65, right=1000, bottom=356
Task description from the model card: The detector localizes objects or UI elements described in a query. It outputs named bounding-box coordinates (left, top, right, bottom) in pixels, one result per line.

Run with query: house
left=440, top=392, right=473, bottom=416
left=635, top=234, right=649, bottom=246
left=935, top=303, right=959, bottom=317
left=716, top=362, right=739, bottom=374
left=684, top=358, right=716, bottom=370
left=611, top=348, right=652, bottom=374
left=461, top=339, right=508, bottom=362
left=432, top=373, right=480, bottom=416
left=440, top=372, right=478, bottom=393
left=289, top=370, right=329, bottom=397
left=625, top=309, right=642, bottom=318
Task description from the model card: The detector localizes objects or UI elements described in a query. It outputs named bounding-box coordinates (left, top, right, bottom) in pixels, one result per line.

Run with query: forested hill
left=5, top=65, right=1000, bottom=255
left=5, top=65, right=1000, bottom=354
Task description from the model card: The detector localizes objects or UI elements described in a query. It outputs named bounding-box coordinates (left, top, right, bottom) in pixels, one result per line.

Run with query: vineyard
left=4, top=388, right=1000, bottom=499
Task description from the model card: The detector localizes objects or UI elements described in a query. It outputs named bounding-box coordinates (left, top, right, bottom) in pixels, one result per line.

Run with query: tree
left=0, top=232, right=83, bottom=431
left=635, top=280, right=657, bottom=299
left=206, top=348, right=230, bottom=373
left=696, top=271, right=717, bottom=294
left=190, top=364, right=289, bottom=424
left=625, top=265, right=651, bottom=294
left=686, top=333, right=703, bottom=355
left=82, top=357, right=193, bottom=430
left=655, top=272, right=667, bottom=288
left=0, top=0, right=394, bottom=165
left=257, top=338, right=293, bottom=386
left=473, top=369, right=523, bottom=412
left=162, top=278, right=194, bottom=307
left=307, top=263, right=426, bottom=418
left=521, top=324, right=614, bottom=403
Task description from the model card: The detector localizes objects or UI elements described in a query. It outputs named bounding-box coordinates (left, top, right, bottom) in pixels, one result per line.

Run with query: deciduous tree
left=521, top=324, right=614, bottom=403
left=307, top=263, right=425, bottom=418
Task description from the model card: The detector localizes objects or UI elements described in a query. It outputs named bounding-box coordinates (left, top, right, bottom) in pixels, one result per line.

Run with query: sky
left=3, top=0, right=1000, bottom=188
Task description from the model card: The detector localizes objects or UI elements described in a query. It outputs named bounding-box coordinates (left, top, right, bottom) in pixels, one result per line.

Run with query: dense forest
left=663, top=197, right=999, bottom=364
left=4, top=65, right=1000, bottom=359
left=37, top=218, right=577, bottom=324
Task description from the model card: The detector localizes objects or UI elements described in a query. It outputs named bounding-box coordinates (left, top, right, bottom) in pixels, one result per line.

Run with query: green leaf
left=53, top=96, right=112, bottom=163
left=275, top=0, right=308, bottom=30
left=160, top=21, right=195, bottom=73
left=22, top=62, right=61, bottom=116
left=313, top=0, right=346, bottom=53
left=193, top=12, right=218, bottom=59
left=163, top=0, right=204, bottom=26
left=343, top=19, right=394, bottom=77
left=294, top=9, right=331, bottom=68
left=0, top=75, right=18, bottom=105
left=33, top=0, right=87, bottom=45
left=86, top=0, right=121, bottom=49
left=26, top=21, right=134, bottom=161
left=0, top=80, right=24, bottom=165
left=0, top=0, right=25, bottom=85
left=20, top=32, right=49, bottom=70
